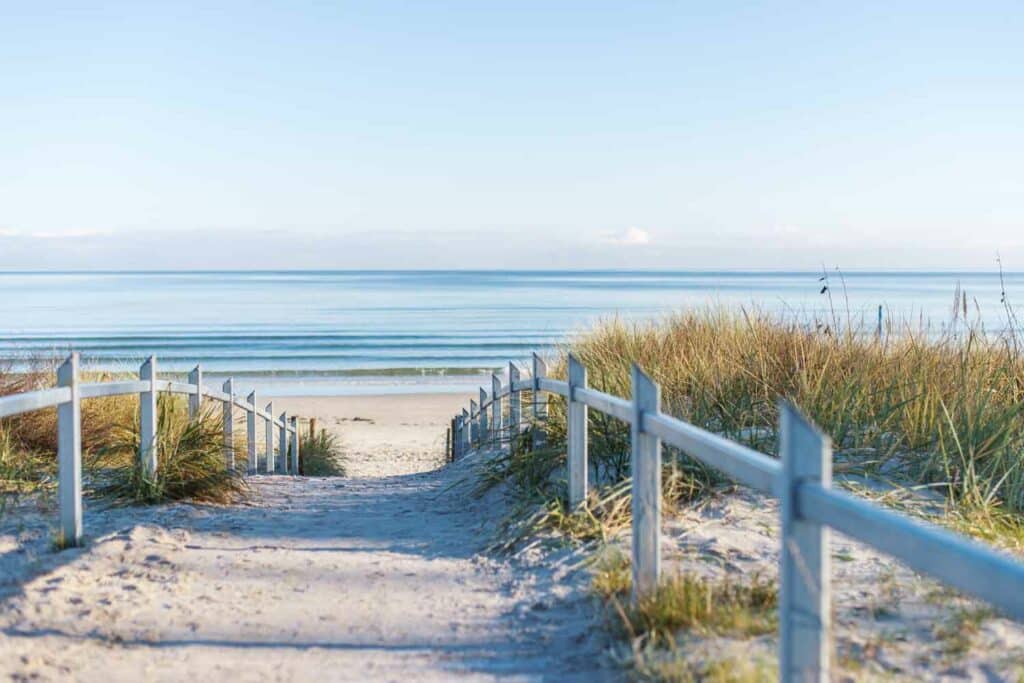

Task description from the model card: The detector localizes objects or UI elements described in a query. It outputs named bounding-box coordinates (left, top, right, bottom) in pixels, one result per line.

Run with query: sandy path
left=273, top=394, right=471, bottom=477
left=0, top=395, right=610, bottom=682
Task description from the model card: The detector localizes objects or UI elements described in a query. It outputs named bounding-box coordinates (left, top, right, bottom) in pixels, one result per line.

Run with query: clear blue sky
left=1, top=1, right=1022, bottom=269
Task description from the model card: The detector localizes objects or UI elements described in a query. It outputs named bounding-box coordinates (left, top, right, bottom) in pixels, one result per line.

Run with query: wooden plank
left=246, top=391, right=258, bottom=474
left=508, top=362, right=521, bottom=446
left=462, top=408, right=471, bottom=453
left=165, top=381, right=197, bottom=395
left=265, top=401, right=275, bottom=473
left=567, top=354, right=588, bottom=508
left=187, top=365, right=202, bottom=418
left=532, top=353, right=548, bottom=449
left=0, top=387, right=71, bottom=418
left=57, top=354, right=82, bottom=547
left=536, top=377, right=568, bottom=397
left=575, top=386, right=632, bottom=423
left=479, top=388, right=489, bottom=444
left=139, top=356, right=158, bottom=480
left=631, top=364, right=661, bottom=602
left=279, top=411, right=288, bottom=474
left=470, top=399, right=479, bottom=445
left=79, top=381, right=148, bottom=399
left=491, top=374, right=502, bottom=447
left=643, top=412, right=781, bottom=494
left=800, top=482, right=1024, bottom=622
left=222, top=379, right=235, bottom=470
left=290, top=416, right=300, bottom=474
left=779, top=401, right=831, bottom=683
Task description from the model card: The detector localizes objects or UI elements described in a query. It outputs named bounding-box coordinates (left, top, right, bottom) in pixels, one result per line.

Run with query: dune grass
left=300, top=427, right=347, bottom=476
left=481, top=302, right=1024, bottom=550
left=592, top=551, right=778, bottom=682
left=593, top=552, right=777, bottom=643
left=1, top=361, right=247, bottom=505
left=94, top=396, right=247, bottom=504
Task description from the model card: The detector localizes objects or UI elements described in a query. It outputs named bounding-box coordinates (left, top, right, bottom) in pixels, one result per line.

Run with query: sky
left=1, top=1, right=1022, bottom=270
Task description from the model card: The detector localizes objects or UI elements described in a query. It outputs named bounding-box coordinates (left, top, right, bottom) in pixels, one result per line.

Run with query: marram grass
left=95, top=397, right=247, bottom=505
left=564, top=307, right=1024, bottom=515
left=300, top=428, right=347, bottom=477
left=479, top=304, right=1024, bottom=552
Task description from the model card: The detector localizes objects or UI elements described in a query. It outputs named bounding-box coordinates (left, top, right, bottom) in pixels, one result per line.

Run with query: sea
left=0, top=270, right=1019, bottom=395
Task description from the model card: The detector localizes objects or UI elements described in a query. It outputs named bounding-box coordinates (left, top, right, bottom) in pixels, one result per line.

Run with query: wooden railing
left=449, top=352, right=1024, bottom=682
left=0, top=353, right=300, bottom=548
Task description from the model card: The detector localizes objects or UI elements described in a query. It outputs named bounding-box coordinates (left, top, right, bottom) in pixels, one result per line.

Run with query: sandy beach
left=272, top=393, right=473, bottom=477
left=0, top=392, right=611, bottom=682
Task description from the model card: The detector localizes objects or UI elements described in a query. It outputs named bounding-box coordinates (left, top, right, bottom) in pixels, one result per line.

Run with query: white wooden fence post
left=187, top=364, right=203, bottom=419
left=470, top=399, right=479, bottom=445
left=139, top=356, right=158, bottom=480
left=479, top=388, right=489, bottom=445
left=779, top=401, right=832, bottom=682
left=264, top=401, right=274, bottom=474
left=630, top=364, right=662, bottom=603
left=567, top=354, right=588, bottom=508
left=453, top=415, right=463, bottom=459
left=509, top=362, right=521, bottom=447
left=456, top=413, right=464, bottom=456
left=491, top=374, right=501, bottom=447
left=222, top=379, right=235, bottom=469
left=290, top=416, right=300, bottom=474
left=279, top=411, right=288, bottom=474
left=246, top=390, right=258, bottom=474
left=57, top=353, right=82, bottom=547
left=532, top=353, right=547, bottom=449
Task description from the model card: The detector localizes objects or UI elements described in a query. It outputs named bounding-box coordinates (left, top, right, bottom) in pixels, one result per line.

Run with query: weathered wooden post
left=630, top=364, right=661, bottom=603
left=479, top=388, right=489, bottom=444
left=567, top=354, right=588, bottom=508
left=57, top=353, right=82, bottom=547
left=469, top=399, right=479, bottom=445
left=445, top=425, right=451, bottom=463
left=222, top=379, right=235, bottom=469
left=246, top=390, right=258, bottom=474
left=453, top=415, right=463, bottom=459
left=532, top=353, right=548, bottom=449
left=491, top=374, right=502, bottom=446
left=264, top=401, right=275, bottom=473
left=187, top=364, right=203, bottom=419
left=779, top=401, right=832, bottom=682
left=290, top=416, right=300, bottom=474
left=139, top=356, right=158, bottom=480
left=279, top=411, right=288, bottom=473
left=509, top=362, right=521, bottom=447
left=462, top=408, right=471, bottom=453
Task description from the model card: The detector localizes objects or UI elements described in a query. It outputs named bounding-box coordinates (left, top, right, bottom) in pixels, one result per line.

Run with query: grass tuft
left=96, top=397, right=247, bottom=504
left=596, top=561, right=777, bottom=645
left=300, top=428, right=347, bottom=476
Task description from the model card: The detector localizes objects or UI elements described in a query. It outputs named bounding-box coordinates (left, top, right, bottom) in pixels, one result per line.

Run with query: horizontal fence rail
left=0, top=353, right=301, bottom=548
left=450, top=351, right=1024, bottom=683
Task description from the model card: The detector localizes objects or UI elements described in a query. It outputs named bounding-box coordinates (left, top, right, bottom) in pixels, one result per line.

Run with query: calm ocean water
left=0, top=271, right=1019, bottom=395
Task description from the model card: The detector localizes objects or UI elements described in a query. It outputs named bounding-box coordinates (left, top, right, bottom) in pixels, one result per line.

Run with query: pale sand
left=0, top=394, right=611, bottom=682
left=272, top=394, right=473, bottom=477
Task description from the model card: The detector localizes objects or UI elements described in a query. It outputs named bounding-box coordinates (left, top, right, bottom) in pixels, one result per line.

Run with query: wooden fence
left=0, top=353, right=300, bottom=548
left=449, top=352, right=1024, bottom=682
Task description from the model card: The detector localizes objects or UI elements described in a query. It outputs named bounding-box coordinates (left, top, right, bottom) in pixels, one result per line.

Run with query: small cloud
left=603, top=227, right=651, bottom=246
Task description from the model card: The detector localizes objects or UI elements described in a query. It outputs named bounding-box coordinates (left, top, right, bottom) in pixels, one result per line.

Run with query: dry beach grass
left=476, top=303, right=1024, bottom=679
